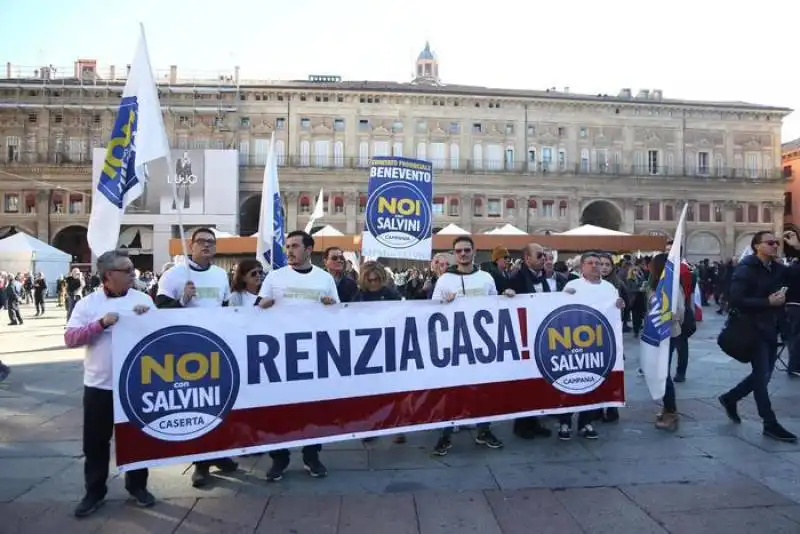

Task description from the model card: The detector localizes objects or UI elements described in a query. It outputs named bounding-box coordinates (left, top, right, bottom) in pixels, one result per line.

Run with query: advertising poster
left=361, top=157, right=433, bottom=260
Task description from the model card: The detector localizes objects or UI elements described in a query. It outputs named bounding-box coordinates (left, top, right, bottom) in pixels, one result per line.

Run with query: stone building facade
left=0, top=47, right=792, bottom=266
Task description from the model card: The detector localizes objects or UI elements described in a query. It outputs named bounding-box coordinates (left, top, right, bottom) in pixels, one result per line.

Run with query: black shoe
left=474, top=430, right=504, bottom=449
left=212, top=458, right=238, bottom=473
left=763, top=423, right=798, bottom=443
left=673, top=374, right=686, bottom=383
left=0, top=365, right=10, bottom=383
left=128, top=488, right=155, bottom=508
left=580, top=424, right=599, bottom=440
left=432, top=436, right=452, bottom=456
left=602, top=408, right=620, bottom=423
left=74, top=494, right=105, bottom=518
left=558, top=424, right=572, bottom=441
left=303, top=457, right=328, bottom=478
left=191, top=464, right=211, bottom=487
left=719, top=395, right=741, bottom=424
left=266, top=457, right=290, bottom=482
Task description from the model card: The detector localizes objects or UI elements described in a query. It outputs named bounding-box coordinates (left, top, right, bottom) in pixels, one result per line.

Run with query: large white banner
left=112, top=292, right=624, bottom=470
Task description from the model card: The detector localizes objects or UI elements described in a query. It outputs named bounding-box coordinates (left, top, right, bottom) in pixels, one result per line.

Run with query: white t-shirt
left=431, top=269, right=497, bottom=300
left=230, top=290, right=258, bottom=307
left=258, top=265, right=339, bottom=303
left=564, top=277, right=619, bottom=305
left=157, top=263, right=230, bottom=307
left=67, top=289, right=155, bottom=390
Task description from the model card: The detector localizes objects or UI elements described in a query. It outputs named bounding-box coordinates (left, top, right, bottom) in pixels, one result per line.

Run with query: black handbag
left=717, top=312, right=756, bottom=364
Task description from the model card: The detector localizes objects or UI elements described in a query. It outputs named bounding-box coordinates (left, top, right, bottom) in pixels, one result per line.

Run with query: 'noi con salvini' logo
left=533, top=304, right=617, bottom=395
left=118, top=326, right=240, bottom=442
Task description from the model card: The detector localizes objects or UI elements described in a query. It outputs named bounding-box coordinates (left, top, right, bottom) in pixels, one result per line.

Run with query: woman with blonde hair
left=353, top=261, right=402, bottom=302
left=229, top=259, right=264, bottom=307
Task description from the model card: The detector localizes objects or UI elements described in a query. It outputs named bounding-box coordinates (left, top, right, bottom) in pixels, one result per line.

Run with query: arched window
left=735, top=204, right=744, bottom=223
left=299, top=140, right=310, bottom=167
left=528, top=198, right=537, bottom=217
left=299, top=195, right=310, bottom=213
left=450, top=143, right=460, bottom=170
left=358, top=141, right=369, bottom=167
left=359, top=194, right=367, bottom=214
left=334, top=141, right=344, bottom=167
left=275, top=139, right=286, bottom=166
left=747, top=204, right=759, bottom=223
left=334, top=196, right=344, bottom=214
left=473, top=197, right=483, bottom=217
left=558, top=200, right=567, bottom=218
left=762, top=205, right=772, bottom=223
left=506, top=199, right=516, bottom=218
left=473, top=144, right=483, bottom=170
left=449, top=198, right=459, bottom=216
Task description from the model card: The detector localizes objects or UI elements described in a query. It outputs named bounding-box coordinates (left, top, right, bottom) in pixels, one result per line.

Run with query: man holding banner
left=430, top=235, right=515, bottom=455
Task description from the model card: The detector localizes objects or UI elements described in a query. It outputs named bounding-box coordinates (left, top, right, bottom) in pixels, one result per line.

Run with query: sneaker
left=0, top=365, right=10, bottom=384
left=655, top=412, right=679, bottom=431
left=128, top=488, right=155, bottom=508
left=637, top=368, right=644, bottom=377
left=266, top=457, right=290, bottom=482
left=763, top=423, right=798, bottom=443
left=303, top=457, right=328, bottom=478
left=719, top=395, right=741, bottom=424
left=474, top=430, right=504, bottom=449
left=212, top=458, right=238, bottom=473
left=580, top=424, right=599, bottom=439
left=190, top=464, right=211, bottom=487
left=558, top=424, right=572, bottom=441
left=74, top=494, right=105, bottom=518
left=432, top=436, right=452, bottom=456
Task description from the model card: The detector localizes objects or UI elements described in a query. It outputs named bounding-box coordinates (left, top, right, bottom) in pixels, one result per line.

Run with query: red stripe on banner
left=115, top=372, right=624, bottom=465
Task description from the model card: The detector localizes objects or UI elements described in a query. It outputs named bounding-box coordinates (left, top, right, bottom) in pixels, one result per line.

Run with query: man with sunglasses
left=154, top=227, right=239, bottom=487
left=324, top=246, right=358, bottom=303
left=429, top=236, right=515, bottom=455
left=508, top=242, right=557, bottom=439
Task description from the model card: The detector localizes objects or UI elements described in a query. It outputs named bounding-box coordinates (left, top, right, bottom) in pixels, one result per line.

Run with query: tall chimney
left=234, top=65, right=240, bottom=84
left=109, top=65, right=116, bottom=80
left=169, top=65, right=177, bottom=84
left=5, top=62, right=11, bottom=79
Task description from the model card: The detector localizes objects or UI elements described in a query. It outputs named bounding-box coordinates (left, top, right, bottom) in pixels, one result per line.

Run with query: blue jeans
left=724, top=338, right=778, bottom=425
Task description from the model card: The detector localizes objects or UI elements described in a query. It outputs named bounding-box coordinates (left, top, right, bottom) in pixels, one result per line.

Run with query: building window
left=505, top=124, right=514, bottom=135
left=472, top=123, right=482, bottom=134
left=69, top=194, right=83, bottom=214
left=714, top=205, right=723, bottom=222
left=417, top=121, right=427, bottom=132
left=299, top=195, right=310, bottom=213
left=487, top=199, right=501, bottom=217
left=359, top=194, right=367, bottom=213
left=4, top=193, right=19, bottom=213
left=595, top=149, right=608, bottom=173
left=763, top=205, right=772, bottom=223
left=648, top=150, right=659, bottom=175
left=473, top=198, right=482, bottom=217
left=528, top=199, right=537, bottom=217
left=715, top=154, right=724, bottom=176
left=542, top=201, right=554, bottom=218
left=449, top=198, right=459, bottom=217
left=392, top=121, right=403, bottom=133
left=558, top=149, right=566, bottom=171
left=747, top=203, right=759, bottom=223
left=785, top=165, right=794, bottom=179
left=542, top=148, right=553, bottom=171
left=649, top=202, right=660, bottom=220
left=557, top=127, right=565, bottom=137
left=580, top=127, right=587, bottom=138
left=449, top=122, right=460, bottom=134
left=450, top=143, right=460, bottom=170
left=735, top=204, right=744, bottom=223
left=528, top=148, right=537, bottom=168
left=558, top=200, right=567, bottom=218
left=92, top=114, right=101, bottom=125
left=276, top=118, right=285, bottom=129
left=786, top=192, right=793, bottom=216
left=506, top=199, right=516, bottom=218
left=527, top=125, right=535, bottom=136
left=664, top=204, right=674, bottom=221
left=179, top=115, right=191, bottom=126
left=300, top=118, right=310, bottom=129
left=698, top=151, right=710, bottom=175
left=473, top=144, right=483, bottom=169
left=686, top=204, right=695, bottom=221
left=699, top=203, right=710, bottom=222
left=635, top=203, right=645, bottom=220
left=239, top=117, right=250, bottom=128
left=28, top=113, right=37, bottom=123
left=334, top=119, right=344, bottom=131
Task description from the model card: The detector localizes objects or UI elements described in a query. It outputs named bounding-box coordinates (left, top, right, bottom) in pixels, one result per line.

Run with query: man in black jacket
left=543, top=250, right=568, bottom=292
left=508, top=242, right=554, bottom=439
left=480, top=246, right=511, bottom=293
left=719, top=230, right=798, bottom=442
left=323, top=247, right=358, bottom=303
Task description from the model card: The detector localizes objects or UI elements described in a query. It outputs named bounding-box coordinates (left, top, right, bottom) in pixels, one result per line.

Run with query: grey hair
left=96, top=249, right=130, bottom=281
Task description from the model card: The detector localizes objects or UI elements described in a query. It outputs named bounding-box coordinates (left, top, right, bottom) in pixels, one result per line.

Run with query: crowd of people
left=2, top=226, right=798, bottom=520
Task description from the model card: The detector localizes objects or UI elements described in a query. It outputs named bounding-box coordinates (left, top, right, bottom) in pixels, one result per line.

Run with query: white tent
left=437, top=223, right=470, bottom=235
left=484, top=224, right=528, bottom=236
left=312, top=225, right=344, bottom=237
left=558, top=224, right=631, bottom=236
left=0, top=233, right=71, bottom=296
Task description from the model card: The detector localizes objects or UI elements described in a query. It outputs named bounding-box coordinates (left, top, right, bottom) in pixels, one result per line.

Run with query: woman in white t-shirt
left=229, top=259, right=263, bottom=307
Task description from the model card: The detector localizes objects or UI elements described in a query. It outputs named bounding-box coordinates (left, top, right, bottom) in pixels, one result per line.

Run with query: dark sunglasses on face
left=762, top=240, right=779, bottom=246
left=248, top=270, right=264, bottom=277
left=194, top=238, right=216, bottom=246
left=329, top=255, right=345, bottom=261
left=454, top=248, right=472, bottom=254
left=111, top=268, right=135, bottom=275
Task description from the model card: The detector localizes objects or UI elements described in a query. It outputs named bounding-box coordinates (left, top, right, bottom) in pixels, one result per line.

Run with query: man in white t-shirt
left=258, top=230, right=338, bottom=481
left=430, top=235, right=515, bottom=456
left=65, top=250, right=155, bottom=519
left=155, top=227, right=238, bottom=487
left=560, top=251, right=625, bottom=441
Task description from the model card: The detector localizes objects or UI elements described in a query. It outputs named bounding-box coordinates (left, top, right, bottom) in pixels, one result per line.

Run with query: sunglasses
left=761, top=240, right=779, bottom=246
left=329, top=255, right=345, bottom=261
left=248, top=270, right=264, bottom=277
left=193, top=238, right=217, bottom=246
left=454, top=248, right=472, bottom=254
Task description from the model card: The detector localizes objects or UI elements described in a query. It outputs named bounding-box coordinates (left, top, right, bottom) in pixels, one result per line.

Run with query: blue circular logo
left=533, top=304, right=617, bottom=395
left=365, top=180, right=432, bottom=249
left=118, top=325, right=240, bottom=442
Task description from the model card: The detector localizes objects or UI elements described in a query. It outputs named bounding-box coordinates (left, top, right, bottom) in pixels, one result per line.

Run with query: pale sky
left=1, top=0, right=798, bottom=143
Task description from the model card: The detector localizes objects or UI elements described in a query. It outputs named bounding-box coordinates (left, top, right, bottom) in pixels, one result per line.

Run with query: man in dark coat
left=480, top=246, right=511, bottom=293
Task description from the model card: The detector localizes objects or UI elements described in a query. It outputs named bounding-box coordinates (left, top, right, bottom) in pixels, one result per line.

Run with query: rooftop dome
left=418, top=42, right=435, bottom=61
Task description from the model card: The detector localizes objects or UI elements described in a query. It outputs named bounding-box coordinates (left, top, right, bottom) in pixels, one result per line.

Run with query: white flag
left=304, top=188, right=325, bottom=234
left=256, top=133, right=286, bottom=271
left=87, top=24, right=169, bottom=256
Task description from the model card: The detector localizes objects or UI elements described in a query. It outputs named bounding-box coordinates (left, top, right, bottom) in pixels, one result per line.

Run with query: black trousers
left=83, top=386, right=148, bottom=498
left=34, top=292, right=45, bottom=314
left=7, top=301, right=22, bottom=324
left=559, top=411, right=593, bottom=429
left=269, top=444, right=322, bottom=463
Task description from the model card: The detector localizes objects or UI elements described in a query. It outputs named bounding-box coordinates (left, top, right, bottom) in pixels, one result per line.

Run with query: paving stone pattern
left=2, top=302, right=800, bottom=533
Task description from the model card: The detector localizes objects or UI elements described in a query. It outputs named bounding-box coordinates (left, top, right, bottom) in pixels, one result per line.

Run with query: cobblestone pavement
left=2, top=301, right=800, bottom=533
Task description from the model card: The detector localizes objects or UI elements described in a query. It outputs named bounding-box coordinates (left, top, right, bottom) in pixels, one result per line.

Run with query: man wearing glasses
left=323, top=246, right=358, bottom=303
left=429, top=236, right=515, bottom=455
left=154, top=227, right=239, bottom=487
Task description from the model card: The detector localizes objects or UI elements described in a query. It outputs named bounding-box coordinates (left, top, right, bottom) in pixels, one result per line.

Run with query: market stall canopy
left=558, top=224, right=631, bottom=236
left=312, top=225, right=345, bottom=237
left=0, top=232, right=71, bottom=295
left=484, top=224, right=528, bottom=236
left=436, top=223, right=470, bottom=235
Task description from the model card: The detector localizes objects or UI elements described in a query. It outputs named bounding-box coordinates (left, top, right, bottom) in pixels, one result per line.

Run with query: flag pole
left=165, top=152, right=189, bottom=261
